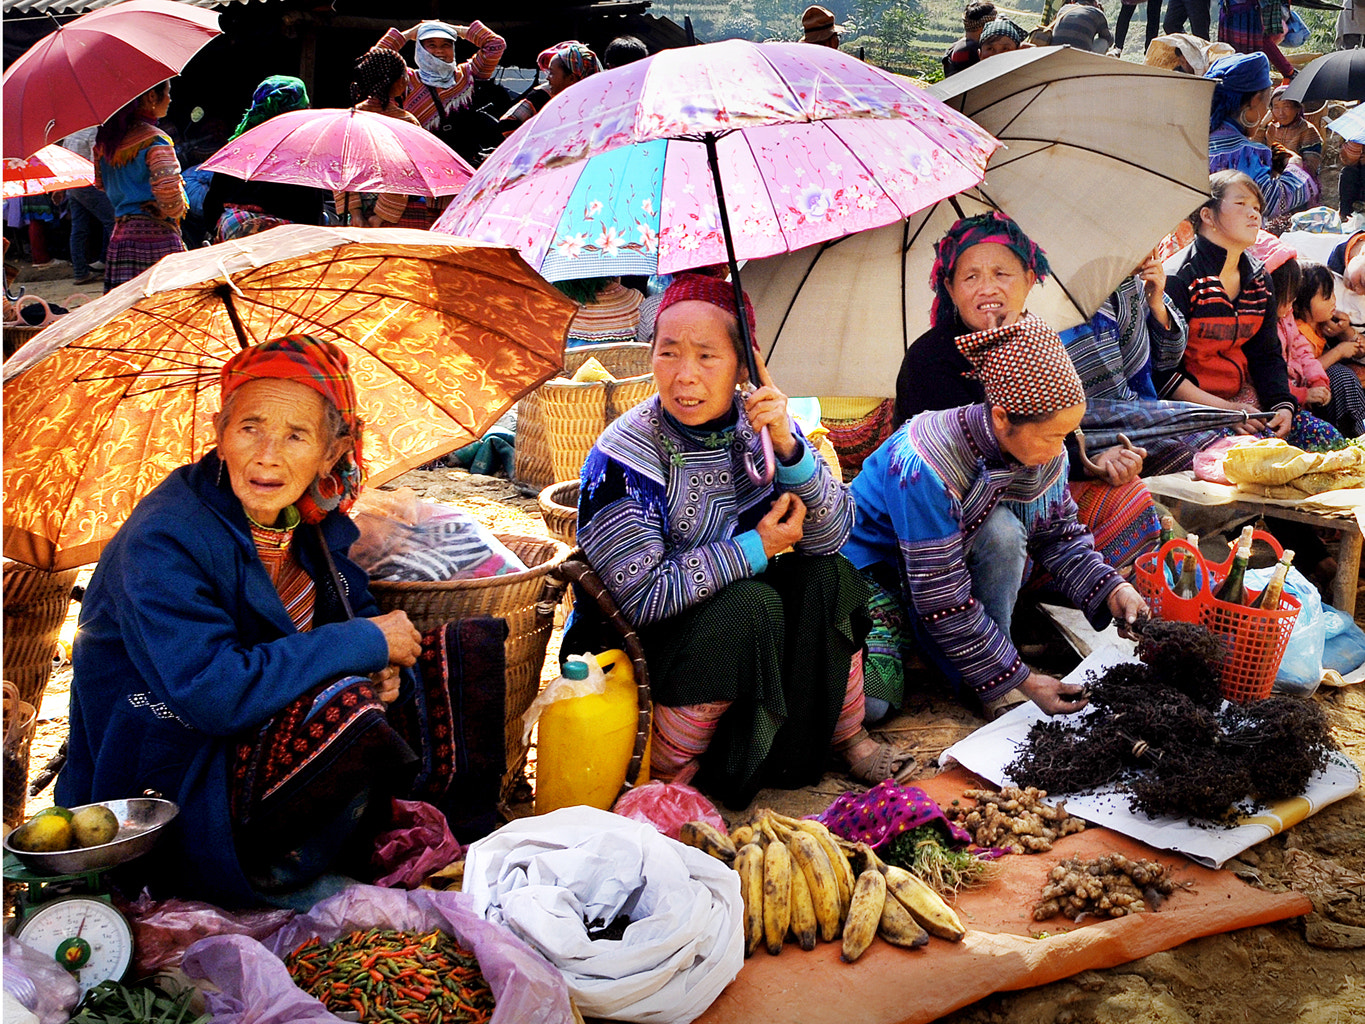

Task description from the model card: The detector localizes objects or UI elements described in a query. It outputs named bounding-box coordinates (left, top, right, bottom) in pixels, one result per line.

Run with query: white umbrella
left=744, top=47, right=1215, bottom=398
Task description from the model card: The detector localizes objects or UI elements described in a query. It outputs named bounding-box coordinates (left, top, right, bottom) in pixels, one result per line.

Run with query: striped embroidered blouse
left=377, top=23, right=506, bottom=133
left=1208, top=121, right=1318, bottom=221
left=249, top=518, right=314, bottom=632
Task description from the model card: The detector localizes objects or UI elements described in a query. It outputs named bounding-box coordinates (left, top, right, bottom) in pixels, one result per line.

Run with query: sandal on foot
left=840, top=728, right=915, bottom=784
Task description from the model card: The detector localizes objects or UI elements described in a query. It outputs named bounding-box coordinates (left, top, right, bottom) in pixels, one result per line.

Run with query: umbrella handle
left=745, top=426, right=776, bottom=487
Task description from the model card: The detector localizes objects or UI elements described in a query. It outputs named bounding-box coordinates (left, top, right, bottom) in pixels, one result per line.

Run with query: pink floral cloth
left=814, top=778, right=974, bottom=849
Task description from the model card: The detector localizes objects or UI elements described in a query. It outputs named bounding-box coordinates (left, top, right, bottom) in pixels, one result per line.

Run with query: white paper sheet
left=941, top=647, right=1362, bottom=868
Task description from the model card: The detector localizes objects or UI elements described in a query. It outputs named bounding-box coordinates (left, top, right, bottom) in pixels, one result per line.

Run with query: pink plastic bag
left=371, top=798, right=463, bottom=888
left=1193, top=435, right=1253, bottom=485
left=124, top=890, right=294, bottom=976
left=611, top=780, right=726, bottom=839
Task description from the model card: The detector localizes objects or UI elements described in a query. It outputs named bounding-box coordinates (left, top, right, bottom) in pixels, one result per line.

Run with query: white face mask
left=415, top=41, right=456, bottom=88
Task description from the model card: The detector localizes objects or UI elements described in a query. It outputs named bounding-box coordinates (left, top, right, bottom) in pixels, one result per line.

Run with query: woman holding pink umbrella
left=94, top=80, right=187, bottom=291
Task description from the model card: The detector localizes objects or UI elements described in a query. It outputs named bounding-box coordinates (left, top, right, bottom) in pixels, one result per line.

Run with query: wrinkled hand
left=756, top=491, right=806, bottom=558
left=1307, top=385, right=1332, bottom=406
left=1267, top=408, right=1294, bottom=438
left=370, top=609, right=422, bottom=667
left=745, top=385, right=798, bottom=461
left=370, top=665, right=402, bottom=704
left=1107, top=583, right=1149, bottom=638
left=1086, top=445, right=1144, bottom=486
left=1020, top=671, right=1089, bottom=715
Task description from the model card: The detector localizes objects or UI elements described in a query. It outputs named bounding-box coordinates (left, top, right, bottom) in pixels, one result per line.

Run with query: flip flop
left=840, top=728, right=916, bottom=785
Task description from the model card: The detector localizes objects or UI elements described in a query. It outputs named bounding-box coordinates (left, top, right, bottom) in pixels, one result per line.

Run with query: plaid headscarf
left=656, top=272, right=758, bottom=345
left=219, top=334, right=365, bottom=524
left=230, top=76, right=310, bottom=141
left=956, top=313, right=1086, bottom=416
left=979, top=17, right=1026, bottom=44
left=930, top=212, right=1051, bottom=328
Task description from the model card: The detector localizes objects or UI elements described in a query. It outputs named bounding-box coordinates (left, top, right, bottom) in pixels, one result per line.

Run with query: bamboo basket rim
left=366, top=534, right=569, bottom=594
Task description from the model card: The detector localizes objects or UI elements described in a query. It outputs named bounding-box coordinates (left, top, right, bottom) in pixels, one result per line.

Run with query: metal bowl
left=2, top=798, right=179, bottom=876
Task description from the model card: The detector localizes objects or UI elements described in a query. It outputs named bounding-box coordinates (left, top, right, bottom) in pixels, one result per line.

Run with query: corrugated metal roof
left=3, top=0, right=272, bottom=17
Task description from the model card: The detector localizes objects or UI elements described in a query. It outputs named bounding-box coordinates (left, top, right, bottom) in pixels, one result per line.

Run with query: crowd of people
left=44, top=7, right=1365, bottom=907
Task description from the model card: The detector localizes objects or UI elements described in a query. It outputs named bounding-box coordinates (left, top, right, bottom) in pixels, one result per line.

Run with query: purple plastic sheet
left=182, top=884, right=574, bottom=1024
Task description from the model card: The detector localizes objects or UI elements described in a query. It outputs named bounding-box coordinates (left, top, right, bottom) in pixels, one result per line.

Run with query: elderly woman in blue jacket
left=57, top=335, right=422, bottom=906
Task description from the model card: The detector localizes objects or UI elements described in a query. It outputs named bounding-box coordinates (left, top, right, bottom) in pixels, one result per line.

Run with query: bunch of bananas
left=678, top=811, right=966, bottom=962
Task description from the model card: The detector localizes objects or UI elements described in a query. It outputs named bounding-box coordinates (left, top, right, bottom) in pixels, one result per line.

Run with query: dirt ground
left=17, top=466, right=1365, bottom=1024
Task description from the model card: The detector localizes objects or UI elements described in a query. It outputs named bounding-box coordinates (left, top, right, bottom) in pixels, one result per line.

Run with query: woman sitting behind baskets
left=563, top=274, right=907, bottom=810
left=58, top=335, right=424, bottom=907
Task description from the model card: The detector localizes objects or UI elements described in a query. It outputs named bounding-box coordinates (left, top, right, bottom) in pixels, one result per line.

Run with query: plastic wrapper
left=349, top=487, right=526, bottom=582
left=522, top=653, right=605, bottom=745
left=371, top=798, right=463, bottom=889
left=124, top=889, right=295, bottom=976
left=3, top=934, right=81, bottom=1024
left=611, top=779, right=726, bottom=841
left=1250, top=565, right=1326, bottom=694
left=181, top=884, right=574, bottom=1024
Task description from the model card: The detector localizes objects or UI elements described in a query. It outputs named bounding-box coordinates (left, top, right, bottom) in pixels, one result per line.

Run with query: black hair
left=1190, top=169, right=1264, bottom=230
left=1294, top=262, right=1336, bottom=321
left=351, top=48, right=407, bottom=105
left=604, top=36, right=648, bottom=69
left=1269, top=256, right=1302, bottom=314
left=1004, top=409, right=1055, bottom=426
left=965, top=1, right=998, bottom=22
left=96, top=82, right=170, bottom=155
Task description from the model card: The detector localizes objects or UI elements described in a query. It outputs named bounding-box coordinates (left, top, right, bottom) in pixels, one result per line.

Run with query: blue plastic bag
left=1282, top=7, right=1311, bottom=47
left=1247, top=566, right=1324, bottom=694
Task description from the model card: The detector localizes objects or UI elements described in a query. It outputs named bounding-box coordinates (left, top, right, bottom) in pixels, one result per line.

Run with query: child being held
left=1293, top=261, right=1365, bottom=438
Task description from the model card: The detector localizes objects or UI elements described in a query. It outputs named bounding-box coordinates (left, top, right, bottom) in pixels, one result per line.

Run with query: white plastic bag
left=2, top=935, right=81, bottom=1024
left=463, top=806, right=743, bottom=1024
left=350, top=487, right=527, bottom=582
left=1249, top=566, right=1325, bottom=694
left=521, top=653, right=605, bottom=745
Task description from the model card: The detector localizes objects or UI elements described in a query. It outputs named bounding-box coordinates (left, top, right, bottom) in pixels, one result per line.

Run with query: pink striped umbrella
left=3, top=144, right=94, bottom=199
left=200, top=108, right=474, bottom=199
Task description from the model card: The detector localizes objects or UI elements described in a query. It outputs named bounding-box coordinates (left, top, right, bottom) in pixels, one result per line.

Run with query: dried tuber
left=1033, top=854, right=1177, bottom=921
left=947, top=786, right=1087, bottom=855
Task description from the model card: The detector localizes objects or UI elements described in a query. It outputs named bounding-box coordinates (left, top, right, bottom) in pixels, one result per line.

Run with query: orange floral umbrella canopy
left=2, top=225, right=576, bottom=571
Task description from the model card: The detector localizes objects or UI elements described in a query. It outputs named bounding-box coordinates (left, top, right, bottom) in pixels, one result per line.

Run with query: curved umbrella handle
left=745, top=425, right=776, bottom=486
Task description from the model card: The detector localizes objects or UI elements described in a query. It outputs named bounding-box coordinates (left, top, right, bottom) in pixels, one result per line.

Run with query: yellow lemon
left=71, top=805, right=120, bottom=848
left=10, top=814, right=73, bottom=852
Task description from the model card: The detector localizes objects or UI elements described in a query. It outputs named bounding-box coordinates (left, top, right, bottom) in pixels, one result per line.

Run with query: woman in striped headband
left=59, top=335, right=431, bottom=906
left=566, top=273, right=914, bottom=805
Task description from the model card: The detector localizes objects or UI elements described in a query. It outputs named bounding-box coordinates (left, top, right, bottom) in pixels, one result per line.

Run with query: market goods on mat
left=719, top=810, right=965, bottom=960
left=1007, top=622, right=1336, bottom=823
left=1032, top=854, right=1178, bottom=922
left=946, top=786, right=1087, bottom=855
left=881, top=824, right=990, bottom=895
left=9, top=804, right=120, bottom=852
left=71, top=979, right=208, bottom=1024
left=284, top=928, right=495, bottom=1024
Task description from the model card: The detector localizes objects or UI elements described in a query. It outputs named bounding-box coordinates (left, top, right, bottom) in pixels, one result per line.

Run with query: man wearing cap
left=802, top=5, right=843, bottom=46
left=376, top=19, right=506, bottom=145
left=842, top=317, right=1149, bottom=722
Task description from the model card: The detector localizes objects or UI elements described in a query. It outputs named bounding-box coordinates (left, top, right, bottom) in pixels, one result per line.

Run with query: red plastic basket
left=1134, top=532, right=1300, bottom=703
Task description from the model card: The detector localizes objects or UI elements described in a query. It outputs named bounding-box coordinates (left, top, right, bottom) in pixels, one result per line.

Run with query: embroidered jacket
left=1209, top=121, right=1318, bottom=220
left=577, top=394, right=854, bottom=628
left=378, top=22, right=506, bottom=131
left=94, top=120, right=187, bottom=222
left=842, top=405, right=1124, bottom=702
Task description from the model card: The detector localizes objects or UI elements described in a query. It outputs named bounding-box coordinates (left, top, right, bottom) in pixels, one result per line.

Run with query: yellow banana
left=787, top=831, right=841, bottom=942
left=735, top=842, right=765, bottom=957
left=762, top=837, right=793, bottom=955
left=878, top=887, right=930, bottom=949
left=793, top=820, right=856, bottom=923
left=881, top=862, right=966, bottom=942
left=788, top=858, right=818, bottom=951
left=730, top=823, right=756, bottom=848
left=678, top=820, right=737, bottom=864
left=841, top=867, right=886, bottom=963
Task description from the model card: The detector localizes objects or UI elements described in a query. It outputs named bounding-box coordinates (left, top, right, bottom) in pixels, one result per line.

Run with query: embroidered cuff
left=774, top=442, right=816, bottom=486
left=735, top=530, right=768, bottom=575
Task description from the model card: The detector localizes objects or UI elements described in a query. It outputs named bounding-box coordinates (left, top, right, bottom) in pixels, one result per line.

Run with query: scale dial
left=15, top=895, right=133, bottom=999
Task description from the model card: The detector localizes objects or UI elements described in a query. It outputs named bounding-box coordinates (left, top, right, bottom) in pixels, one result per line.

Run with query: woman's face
left=1200, top=181, right=1262, bottom=251
left=991, top=402, right=1086, bottom=466
left=652, top=301, right=743, bottom=426
left=1271, top=97, right=1300, bottom=125
left=216, top=379, right=344, bottom=527
left=143, top=84, right=172, bottom=120
left=979, top=36, right=1019, bottom=59
left=1243, top=87, right=1272, bottom=127
left=547, top=58, right=572, bottom=95
left=945, top=242, right=1036, bottom=332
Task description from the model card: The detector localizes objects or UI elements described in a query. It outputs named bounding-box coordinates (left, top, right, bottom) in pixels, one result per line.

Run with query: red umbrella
left=2, top=0, right=221, bottom=160
left=3, top=144, right=94, bottom=199
left=200, top=108, right=474, bottom=198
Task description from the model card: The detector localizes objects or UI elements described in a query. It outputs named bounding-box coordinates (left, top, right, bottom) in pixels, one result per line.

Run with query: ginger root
left=1033, top=854, right=1176, bottom=921
left=949, top=786, right=1088, bottom=854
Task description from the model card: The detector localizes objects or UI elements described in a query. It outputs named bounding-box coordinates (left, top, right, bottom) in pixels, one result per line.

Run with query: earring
left=216, top=457, right=224, bottom=487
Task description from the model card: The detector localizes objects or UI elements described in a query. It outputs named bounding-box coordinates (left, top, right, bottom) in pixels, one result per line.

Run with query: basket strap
left=555, top=551, right=653, bottom=792
left=315, top=524, right=355, bottom=621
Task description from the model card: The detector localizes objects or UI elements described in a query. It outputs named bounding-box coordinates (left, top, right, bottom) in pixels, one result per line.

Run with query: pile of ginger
left=1034, top=854, right=1177, bottom=921
left=949, top=786, right=1087, bottom=855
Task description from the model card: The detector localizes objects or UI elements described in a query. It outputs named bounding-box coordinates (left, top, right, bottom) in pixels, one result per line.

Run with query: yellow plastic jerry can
left=534, top=650, right=650, bottom=815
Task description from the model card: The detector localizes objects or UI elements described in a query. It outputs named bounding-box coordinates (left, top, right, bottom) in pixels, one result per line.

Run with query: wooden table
left=1143, top=472, right=1364, bottom=612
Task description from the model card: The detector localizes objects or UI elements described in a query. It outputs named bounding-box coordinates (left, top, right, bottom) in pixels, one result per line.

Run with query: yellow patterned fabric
left=2, top=226, right=577, bottom=571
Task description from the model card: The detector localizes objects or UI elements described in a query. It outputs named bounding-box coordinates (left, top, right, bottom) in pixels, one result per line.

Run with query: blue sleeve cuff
left=774, top=442, right=816, bottom=486
left=736, top=530, right=769, bottom=575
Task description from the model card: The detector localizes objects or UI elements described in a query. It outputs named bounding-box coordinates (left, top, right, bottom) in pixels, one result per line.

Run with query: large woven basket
left=514, top=343, right=656, bottom=489
left=3, top=681, right=38, bottom=828
left=367, top=534, right=571, bottom=803
left=3, top=323, right=45, bottom=361
left=538, top=481, right=580, bottom=549
left=3, top=563, right=79, bottom=709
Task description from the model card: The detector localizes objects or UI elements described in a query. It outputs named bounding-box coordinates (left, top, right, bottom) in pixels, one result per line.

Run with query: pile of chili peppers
left=284, top=928, right=496, bottom=1024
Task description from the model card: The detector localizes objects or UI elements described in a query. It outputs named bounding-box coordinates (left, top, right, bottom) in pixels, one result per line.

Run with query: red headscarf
left=219, top=334, right=364, bottom=524
left=656, top=272, right=758, bottom=345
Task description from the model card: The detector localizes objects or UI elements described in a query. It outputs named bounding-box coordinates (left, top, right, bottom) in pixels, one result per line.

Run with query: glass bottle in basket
left=1173, top=533, right=1201, bottom=598
left=1214, top=525, right=1255, bottom=604
left=1255, top=549, right=1295, bottom=609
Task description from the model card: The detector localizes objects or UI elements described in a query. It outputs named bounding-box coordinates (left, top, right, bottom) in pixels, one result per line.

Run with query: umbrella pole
left=215, top=284, right=253, bottom=350
left=703, top=132, right=775, bottom=486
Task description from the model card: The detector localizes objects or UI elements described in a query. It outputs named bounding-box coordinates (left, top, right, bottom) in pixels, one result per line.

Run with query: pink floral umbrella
left=3, top=144, right=94, bottom=199
left=435, top=39, right=997, bottom=483
left=200, top=108, right=474, bottom=198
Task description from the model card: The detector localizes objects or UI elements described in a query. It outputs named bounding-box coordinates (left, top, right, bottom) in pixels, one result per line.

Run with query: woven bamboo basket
left=3, top=681, right=38, bottom=828
left=2, top=323, right=45, bottom=361
left=538, top=481, right=580, bottom=549
left=514, top=343, right=655, bottom=490
left=3, top=563, right=79, bottom=709
left=367, top=535, right=571, bottom=804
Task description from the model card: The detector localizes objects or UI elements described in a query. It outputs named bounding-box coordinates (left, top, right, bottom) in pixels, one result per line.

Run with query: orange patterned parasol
left=2, top=225, right=576, bottom=571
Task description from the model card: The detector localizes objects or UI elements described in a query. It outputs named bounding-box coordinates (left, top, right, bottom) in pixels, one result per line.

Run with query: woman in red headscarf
left=563, top=274, right=911, bottom=809
left=58, top=335, right=425, bottom=907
